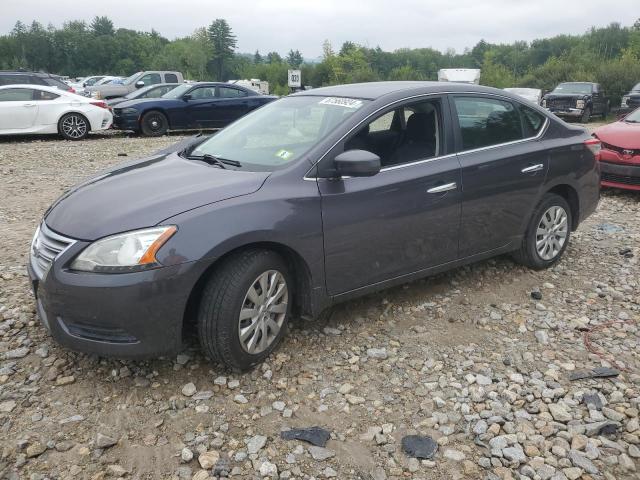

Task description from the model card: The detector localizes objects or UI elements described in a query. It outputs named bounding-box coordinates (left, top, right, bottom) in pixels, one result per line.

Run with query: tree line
left=1, top=16, right=639, bottom=101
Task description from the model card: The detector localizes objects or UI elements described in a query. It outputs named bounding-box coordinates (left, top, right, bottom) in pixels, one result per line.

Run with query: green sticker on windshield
left=275, top=149, right=293, bottom=160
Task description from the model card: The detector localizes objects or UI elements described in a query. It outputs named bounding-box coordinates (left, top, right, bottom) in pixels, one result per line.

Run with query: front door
left=450, top=95, right=550, bottom=257
left=319, top=96, right=462, bottom=295
left=184, top=86, right=218, bottom=128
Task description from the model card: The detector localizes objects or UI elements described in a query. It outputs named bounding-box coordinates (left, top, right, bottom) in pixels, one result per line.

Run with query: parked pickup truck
left=542, top=82, right=609, bottom=123
left=86, top=71, right=183, bottom=100
left=620, top=82, right=640, bottom=115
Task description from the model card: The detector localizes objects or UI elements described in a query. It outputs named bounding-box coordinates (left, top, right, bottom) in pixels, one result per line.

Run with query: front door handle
left=521, top=163, right=544, bottom=174
left=427, top=182, right=457, bottom=194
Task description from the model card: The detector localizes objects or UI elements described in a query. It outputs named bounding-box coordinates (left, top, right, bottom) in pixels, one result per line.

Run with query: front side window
left=188, top=95, right=369, bottom=171
left=344, top=99, right=442, bottom=167
left=0, top=88, right=34, bottom=101
left=218, top=87, right=247, bottom=98
left=454, top=97, right=522, bottom=150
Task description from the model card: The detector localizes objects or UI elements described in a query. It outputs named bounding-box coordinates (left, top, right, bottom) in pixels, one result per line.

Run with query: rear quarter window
left=520, top=104, right=546, bottom=138
left=164, top=74, right=178, bottom=83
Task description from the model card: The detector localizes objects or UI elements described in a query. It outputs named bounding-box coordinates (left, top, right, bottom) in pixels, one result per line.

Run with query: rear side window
left=164, top=73, right=178, bottom=83
left=217, top=87, right=247, bottom=98
left=35, top=90, right=59, bottom=101
left=520, top=104, right=546, bottom=138
left=454, top=96, right=522, bottom=150
left=0, top=74, right=34, bottom=86
left=42, top=77, right=68, bottom=89
left=0, top=88, right=34, bottom=101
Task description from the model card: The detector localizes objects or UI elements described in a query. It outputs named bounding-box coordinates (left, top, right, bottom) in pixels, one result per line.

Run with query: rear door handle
left=23, top=103, right=37, bottom=107
left=427, top=182, right=457, bottom=194
left=521, top=163, right=544, bottom=174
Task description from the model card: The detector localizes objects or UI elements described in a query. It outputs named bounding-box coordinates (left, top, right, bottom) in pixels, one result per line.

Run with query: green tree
left=207, top=18, right=237, bottom=80
left=90, top=16, right=114, bottom=36
left=253, top=50, right=263, bottom=64
left=286, top=49, right=303, bottom=68
left=266, top=51, right=282, bottom=64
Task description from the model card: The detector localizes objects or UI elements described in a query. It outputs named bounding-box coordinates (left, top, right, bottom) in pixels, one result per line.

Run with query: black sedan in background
left=112, top=82, right=277, bottom=136
left=30, top=82, right=600, bottom=371
left=106, top=83, right=180, bottom=108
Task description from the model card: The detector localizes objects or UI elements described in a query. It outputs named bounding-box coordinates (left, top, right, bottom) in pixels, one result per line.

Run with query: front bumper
left=28, top=229, right=208, bottom=358
left=546, top=107, right=584, bottom=118
left=111, top=112, right=140, bottom=131
left=600, top=160, right=640, bottom=191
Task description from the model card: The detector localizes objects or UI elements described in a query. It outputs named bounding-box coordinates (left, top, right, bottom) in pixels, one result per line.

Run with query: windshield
left=162, top=84, right=192, bottom=99
left=122, top=72, right=143, bottom=85
left=553, top=83, right=592, bottom=95
left=625, top=108, right=640, bottom=123
left=188, top=95, right=369, bottom=171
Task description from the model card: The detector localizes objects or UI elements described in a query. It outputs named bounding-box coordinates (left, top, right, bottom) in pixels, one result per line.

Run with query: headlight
left=576, top=99, right=586, bottom=109
left=621, top=96, right=629, bottom=107
left=71, top=226, right=177, bottom=273
left=121, top=108, right=139, bottom=116
left=542, top=99, right=547, bottom=108
left=90, top=91, right=102, bottom=99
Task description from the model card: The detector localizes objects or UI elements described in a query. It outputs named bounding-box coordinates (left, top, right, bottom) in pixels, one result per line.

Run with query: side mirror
left=135, top=80, right=145, bottom=88
left=182, top=94, right=192, bottom=101
left=334, top=150, right=381, bottom=177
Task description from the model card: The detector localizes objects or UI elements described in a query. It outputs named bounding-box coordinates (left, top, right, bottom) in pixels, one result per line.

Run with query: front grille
left=602, top=143, right=639, bottom=157
left=601, top=172, right=640, bottom=186
left=30, top=223, right=75, bottom=279
left=548, top=98, right=573, bottom=109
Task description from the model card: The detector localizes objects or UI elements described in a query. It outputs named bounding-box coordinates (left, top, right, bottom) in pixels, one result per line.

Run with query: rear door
left=451, top=95, right=549, bottom=257
left=319, top=95, right=462, bottom=295
left=0, top=88, right=39, bottom=131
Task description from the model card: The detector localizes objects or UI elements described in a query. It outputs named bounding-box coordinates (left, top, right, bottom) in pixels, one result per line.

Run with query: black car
left=106, top=83, right=180, bottom=108
left=542, top=82, right=609, bottom=123
left=29, top=82, right=600, bottom=371
left=620, top=82, right=640, bottom=115
left=0, top=70, right=74, bottom=93
left=111, top=82, right=277, bottom=136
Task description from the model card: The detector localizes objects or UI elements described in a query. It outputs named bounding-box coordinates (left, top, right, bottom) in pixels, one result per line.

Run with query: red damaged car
left=593, top=108, right=640, bottom=191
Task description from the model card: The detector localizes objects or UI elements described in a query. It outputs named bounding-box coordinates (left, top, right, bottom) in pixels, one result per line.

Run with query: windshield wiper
left=187, top=153, right=242, bottom=168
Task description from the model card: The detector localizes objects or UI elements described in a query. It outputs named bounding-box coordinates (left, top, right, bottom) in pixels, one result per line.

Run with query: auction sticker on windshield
left=319, top=97, right=364, bottom=109
left=275, top=149, right=293, bottom=160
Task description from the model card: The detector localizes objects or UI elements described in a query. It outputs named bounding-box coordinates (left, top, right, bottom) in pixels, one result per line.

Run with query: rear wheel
left=58, top=113, right=89, bottom=140
left=140, top=110, right=168, bottom=136
left=197, top=250, right=292, bottom=371
left=513, top=193, right=572, bottom=270
left=580, top=107, right=591, bottom=123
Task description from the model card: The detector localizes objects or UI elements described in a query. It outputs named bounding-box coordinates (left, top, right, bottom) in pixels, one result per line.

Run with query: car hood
left=595, top=121, right=640, bottom=149
left=45, top=153, right=270, bottom=241
left=115, top=98, right=178, bottom=109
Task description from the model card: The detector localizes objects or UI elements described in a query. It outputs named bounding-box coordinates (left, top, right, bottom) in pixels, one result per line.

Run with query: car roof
left=290, top=81, right=512, bottom=100
left=0, top=83, right=70, bottom=94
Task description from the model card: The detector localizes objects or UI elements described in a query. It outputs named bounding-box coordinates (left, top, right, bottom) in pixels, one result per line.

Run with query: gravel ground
left=0, top=128, right=638, bottom=480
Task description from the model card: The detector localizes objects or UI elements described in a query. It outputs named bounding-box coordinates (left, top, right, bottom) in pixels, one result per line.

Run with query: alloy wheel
left=62, top=115, right=87, bottom=139
left=238, top=270, right=288, bottom=354
left=535, top=206, right=568, bottom=261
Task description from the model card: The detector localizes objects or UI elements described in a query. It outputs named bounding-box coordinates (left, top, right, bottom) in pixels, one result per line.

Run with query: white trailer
left=227, top=79, right=270, bottom=95
left=437, top=69, right=481, bottom=84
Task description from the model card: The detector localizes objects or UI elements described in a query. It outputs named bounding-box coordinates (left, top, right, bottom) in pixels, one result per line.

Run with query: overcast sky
left=2, top=0, right=637, bottom=58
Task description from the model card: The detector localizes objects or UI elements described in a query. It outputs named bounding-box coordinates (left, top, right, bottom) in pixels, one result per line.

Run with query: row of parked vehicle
left=0, top=69, right=276, bottom=139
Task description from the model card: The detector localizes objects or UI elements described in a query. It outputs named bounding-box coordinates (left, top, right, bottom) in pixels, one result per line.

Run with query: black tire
left=580, top=107, right=591, bottom=123
left=513, top=193, right=572, bottom=270
left=58, top=112, right=90, bottom=140
left=140, top=110, right=168, bottom=137
left=197, top=249, right=292, bottom=371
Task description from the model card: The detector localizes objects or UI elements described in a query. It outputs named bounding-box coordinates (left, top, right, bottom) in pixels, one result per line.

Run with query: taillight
left=584, top=138, right=601, bottom=160
left=90, top=101, right=108, bottom=109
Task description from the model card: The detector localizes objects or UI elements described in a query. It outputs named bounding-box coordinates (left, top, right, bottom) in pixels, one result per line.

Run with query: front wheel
left=513, top=194, right=572, bottom=270
left=197, top=250, right=292, bottom=371
left=140, top=110, right=168, bottom=136
left=58, top=113, right=89, bottom=140
left=580, top=107, right=591, bottom=123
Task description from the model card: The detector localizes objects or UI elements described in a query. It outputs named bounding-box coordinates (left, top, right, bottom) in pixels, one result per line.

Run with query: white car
left=0, top=84, right=113, bottom=140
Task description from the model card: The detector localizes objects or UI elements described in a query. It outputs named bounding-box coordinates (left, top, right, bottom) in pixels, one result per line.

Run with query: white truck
left=437, top=69, right=481, bottom=84
left=227, top=79, right=270, bottom=95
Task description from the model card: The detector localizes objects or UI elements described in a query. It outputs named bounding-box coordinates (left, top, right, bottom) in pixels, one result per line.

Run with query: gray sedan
left=29, top=81, right=600, bottom=371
